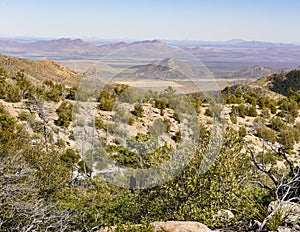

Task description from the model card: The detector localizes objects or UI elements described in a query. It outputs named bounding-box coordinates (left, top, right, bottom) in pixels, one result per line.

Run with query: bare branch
left=249, top=180, right=272, bottom=191
left=270, top=145, right=295, bottom=176
left=248, top=146, right=278, bottom=186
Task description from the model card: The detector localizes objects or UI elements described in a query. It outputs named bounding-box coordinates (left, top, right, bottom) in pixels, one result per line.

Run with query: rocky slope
left=252, top=69, right=300, bottom=96
left=0, top=54, right=81, bottom=86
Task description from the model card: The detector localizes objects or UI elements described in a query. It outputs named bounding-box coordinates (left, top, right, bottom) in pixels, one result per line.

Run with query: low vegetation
left=0, top=66, right=299, bottom=232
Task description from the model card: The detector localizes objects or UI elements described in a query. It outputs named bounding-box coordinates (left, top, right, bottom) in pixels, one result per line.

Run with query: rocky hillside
left=224, top=65, right=286, bottom=79
left=0, top=54, right=81, bottom=86
left=252, top=69, right=300, bottom=96
left=114, top=58, right=207, bottom=81
left=1, top=59, right=300, bottom=231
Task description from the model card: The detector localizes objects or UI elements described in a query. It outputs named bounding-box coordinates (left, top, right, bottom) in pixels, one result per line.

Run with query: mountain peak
left=132, top=39, right=163, bottom=45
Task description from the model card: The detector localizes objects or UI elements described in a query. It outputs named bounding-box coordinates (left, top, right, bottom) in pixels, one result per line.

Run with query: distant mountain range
left=0, top=38, right=164, bottom=59
left=166, top=38, right=300, bottom=48
left=0, top=37, right=300, bottom=77
left=221, top=65, right=288, bottom=79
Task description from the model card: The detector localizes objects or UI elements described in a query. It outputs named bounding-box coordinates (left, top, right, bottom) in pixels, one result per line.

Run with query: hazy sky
left=0, top=0, right=300, bottom=42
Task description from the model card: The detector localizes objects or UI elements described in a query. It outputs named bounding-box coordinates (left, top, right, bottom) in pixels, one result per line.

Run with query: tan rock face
left=98, top=221, right=212, bottom=232
left=152, top=221, right=212, bottom=232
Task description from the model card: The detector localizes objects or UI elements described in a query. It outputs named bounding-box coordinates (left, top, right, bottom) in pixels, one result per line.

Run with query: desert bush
left=95, top=116, right=105, bottom=130
left=270, top=116, right=285, bottom=131
left=229, top=114, right=237, bottom=126
left=5, top=84, right=22, bottom=102
left=18, top=111, right=33, bottom=121
left=246, top=105, right=258, bottom=117
left=171, top=130, right=181, bottom=142
left=239, top=126, right=247, bottom=138
left=269, top=102, right=277, bottom=114
left=277, top=110, right=286, bottom=118
left=261, top=107, right=270, bottom=119
left=204, top=107, right=212, bottom=117
left=42, top=79, right=62, bottom=102
left=232, top=104, right=246, bottom=118
left=132, top=104, right=144, bottom=117
left=114, top=84, right=128, bottom=96
left=128, top=116, right=135, bottom=125
left=244, top=94, right=257, bottom=106
left=278, top=128, right=296, bottom=151
left=98, top=89, right=115, bottom=111
left=173, top=112, right=181, bottom=123
left=55, top=101, right=73, bottom=128
left=256, top=126, right=276, bottom=143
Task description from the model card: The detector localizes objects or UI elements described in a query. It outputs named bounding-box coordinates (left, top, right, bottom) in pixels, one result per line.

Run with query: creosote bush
left=256, top=126, right=276, bottom=143
left=132, top=104, right=144, bottom=117
left=55, top=101, right=73, bottom=128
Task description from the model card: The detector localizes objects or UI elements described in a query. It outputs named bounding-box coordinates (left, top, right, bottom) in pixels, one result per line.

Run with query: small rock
left=268, top=201, right=300, bottom=225
left=268, top=201, right=300, bottom=229
left=214, top=209, right=235, bottom=222
left=277, top=226, right=292, bottom=232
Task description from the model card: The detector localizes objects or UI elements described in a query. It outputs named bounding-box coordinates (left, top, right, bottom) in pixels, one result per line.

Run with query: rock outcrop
left=152, top=221, right=212, bottom=232
left=98, top=221, right=212, bottom=232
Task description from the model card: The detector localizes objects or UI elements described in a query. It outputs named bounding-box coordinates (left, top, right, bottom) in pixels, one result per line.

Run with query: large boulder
left=98, top=221, right=212, bottom=232
left=152, top=221, right=212, bottom=232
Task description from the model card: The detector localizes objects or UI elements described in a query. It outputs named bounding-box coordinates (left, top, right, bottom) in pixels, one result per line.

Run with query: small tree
left=98, top=89, right=115, bottom=111
left=256, top=126, right=276, bottom=144
left=132, top=104, right=144, bottom=117
left=55, top=101, right=73, bottom=128
left=5, top=84, right=22, bottom=102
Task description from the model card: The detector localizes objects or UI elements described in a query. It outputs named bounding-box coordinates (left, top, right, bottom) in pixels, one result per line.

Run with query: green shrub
left=18, top=111, right=33, bottom=121
left=244, top=94, right=257, bottom=106
left=261, top=107, right=270, bottom=119
left=155, top=99, right=167, bottom=110
left=229, top=110, right=237, bottom=124
left=95, top=116, right=105, bottom=130
left=276, top=110, right=286, bottom=118
left=288, top=101, right=299, bottom=117
left=0, top=67, right=9, bottom=81
left=171, top=130, right=181, bottom=142
left=278, top=128, right=295, bottom=151
left=286, top=115, right=295, bottom=124
left=66, top=86, right=78, bottom=100
left=128, top=116, right=135, bottom=125
left=232, top=105, right=246, bottom=118
left=239, top=126, right=247, bottom=138
left=132, top=104, right=144, bottom=117
left=57, top=138, right=66, bottom=148
left=30, top=120, right=45, bottom=134
left=114, top=84, right=128, bottom=96
left=256, top=126, right=276, bottom=143
left=269, top=102, right=277, bottom=114
left=16, top=76, right=36, bottom=99
left=163, top=118, right=171, bottom=132
left=42, top=79, right=62, bottom=102
left=5, top=84, right=22, bottom=102
left=60, top=149, right=81, bottom=168
left=246, top=105, right=258, bottom=117
left=98, top=89, right=115, bottom=111
left=204, top=108, right=212, bottom=117
left=270, top=117, right=285, bottom=131
left=55, top=101, right=73, bottom=128
left=173, top=112, right=181, bottom=123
